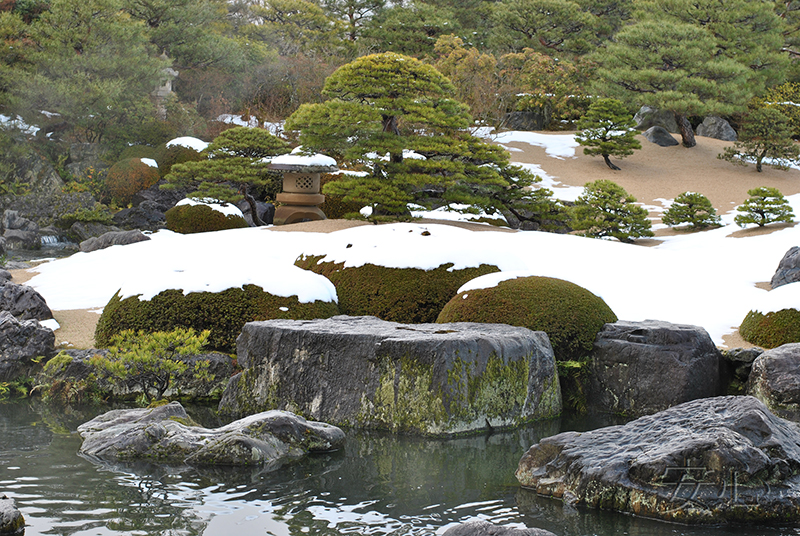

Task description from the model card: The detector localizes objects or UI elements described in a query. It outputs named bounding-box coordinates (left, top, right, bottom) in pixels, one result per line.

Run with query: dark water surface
left=1, top=401, right=798, bottom=536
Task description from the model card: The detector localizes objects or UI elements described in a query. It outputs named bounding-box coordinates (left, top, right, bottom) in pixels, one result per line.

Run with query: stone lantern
left=268, top=150, right=338, bottom=225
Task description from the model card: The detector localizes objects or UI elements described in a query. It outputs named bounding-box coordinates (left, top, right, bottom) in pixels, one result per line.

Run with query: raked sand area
left=10, top=131, right=800, bottom=351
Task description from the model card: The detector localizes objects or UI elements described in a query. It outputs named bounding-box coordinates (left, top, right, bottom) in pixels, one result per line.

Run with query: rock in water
left=442, top=520, right=554, bottom=535
left=218, top=316, right=561, bottom=436
left=78, top=401, right=344, bottom=467
left=0, top=311, right=55, bottom=382
left=0, top=494, right=24, bottom=535
left=748, top=343, right=800, bottom=420
left=516, top=396, right=800, bottom=524
left=588, top=320, right=723, bottom=416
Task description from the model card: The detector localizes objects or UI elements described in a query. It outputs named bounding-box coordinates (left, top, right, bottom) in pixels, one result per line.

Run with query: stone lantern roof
left=268, top=149, right=338, bottom=173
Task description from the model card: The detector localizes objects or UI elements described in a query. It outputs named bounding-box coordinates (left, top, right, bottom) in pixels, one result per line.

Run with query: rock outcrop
left=695, top=116, right=737, bottom=141
left=442, top=520, right=554, bottom=536
left=501, top=109, right=552, bottom=131
left=516, top=396, right=800, bottom=524
left=69, top=221, right=122, bottom=242
left=79, top=230, right=151, bottom=253
left=0, top=494, right=24, bottom=535
left=2, top=210, right=39, bottom=250
left=748, top=343, right=800, bottom=420
left=642, top=126, right=679, bottom=147
left=219, top=316, right=561, bottom=436
left=0, top=281, right=52, bottom=321
left=78, top=401, right=344, bottom=467
left=0, top=311, right=54, bottom=382
left=588, top=320, right=723, bottom=416
left=634, top=106, right=678, bottom=133
left=771, top=246, right=800, bottom=289
left=111, top=201, right=165, bottom=232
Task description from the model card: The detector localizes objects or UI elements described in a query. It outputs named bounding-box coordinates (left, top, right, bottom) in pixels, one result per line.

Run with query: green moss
left=42, top=351, right=73, bottom=375
left=296, top=256, right=499, bottom=324
left=436, top=276, right=617, bottom=362
left=165, top=203, right=248, bottom=234
left=95, top=284, right=339, bottom=352
left=557, top=359, right=591, bottom=413
left=740, top=308, right=800, bottom=348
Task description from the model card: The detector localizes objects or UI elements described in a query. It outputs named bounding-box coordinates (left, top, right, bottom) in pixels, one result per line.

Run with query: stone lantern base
left=274, top=192, right=327, bottom=225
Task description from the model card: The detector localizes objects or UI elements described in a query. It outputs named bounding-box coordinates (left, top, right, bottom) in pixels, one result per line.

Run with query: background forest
left=2, top=0, right=800, bottom=223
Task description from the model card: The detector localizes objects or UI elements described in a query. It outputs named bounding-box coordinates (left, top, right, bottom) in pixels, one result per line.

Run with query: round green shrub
left=95, top=284, right=340, bottom=352
left=165, top=203, right=248, bottom=234
left=295, top=256, right=499, bottom=324
left=739, top=308, right=800, bottom=348
left=105, top=158, right=161, bottom=205
left=157, top=143, right=205, bottom=177
left=435, top=276, right=617, bottom=361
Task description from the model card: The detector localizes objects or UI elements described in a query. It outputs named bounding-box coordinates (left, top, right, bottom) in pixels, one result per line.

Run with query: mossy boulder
left=436, top=275, right=617, bottom=362
left=95, top=284, right=340, bottom=352
left=740, top=309, right=800, bottom=348
left=165, top=202, right=248, bottom=234
left=295, top=256, right=499, bottom=324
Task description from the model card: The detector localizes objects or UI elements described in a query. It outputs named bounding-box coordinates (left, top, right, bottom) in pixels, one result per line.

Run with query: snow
left=176, top=198, right=244, bottom=218
left=20, top=130, right=800, bottom=346
left=493, top=131, right=579, bottom=160
left=166, top=137, right=208, bottom=152
left=141, top=158, right=158, bottom=169
left=270, top=147, right=337, bottom=168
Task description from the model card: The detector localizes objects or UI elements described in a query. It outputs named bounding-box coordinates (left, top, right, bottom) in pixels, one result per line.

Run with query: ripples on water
left=1, top=402, right=799, bottom=536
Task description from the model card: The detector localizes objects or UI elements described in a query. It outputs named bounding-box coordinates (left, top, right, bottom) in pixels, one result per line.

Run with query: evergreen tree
left=719, top=107, right=800, bottom=172
left=734, top=186, right=795, bottom=227
left=572, top=179, right=653, bottom=242
left=661, top=191, right=721, bottom=230
left=361, top=1, right=458, bottom=57
left=285, top=52, right=559, bottom=222
left=319, top=0, right=385, bottom=42
left=491, top=0, right=594, bottom=54
left=163, top=126, right=290, bottom=224
left=575, top=98, right=641, bottom=170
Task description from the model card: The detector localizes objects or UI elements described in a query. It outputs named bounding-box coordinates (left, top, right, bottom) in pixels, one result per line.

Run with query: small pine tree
left=661, top=192, right=721, bottom=230
left=734, top=186, right=795, bottom=227
left=572, top=179, right=653, bottom=243
left=718, top=108, right=800, bottom=172
left=575, top=98, right=641, bottom=170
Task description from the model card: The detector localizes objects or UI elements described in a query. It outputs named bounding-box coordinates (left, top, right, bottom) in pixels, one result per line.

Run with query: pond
left=1, top=401, right=798, bottom=536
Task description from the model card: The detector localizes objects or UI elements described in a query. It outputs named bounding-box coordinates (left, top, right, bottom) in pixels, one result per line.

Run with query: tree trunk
left=675, top=113, right=696, bottom=148
left=239, top=184, right=264, bottom=226
left=382, top=114, right=403, bottom=163
left=603, top=154, right=621, bottom=170
left=757, top=149, right=766, bottom=172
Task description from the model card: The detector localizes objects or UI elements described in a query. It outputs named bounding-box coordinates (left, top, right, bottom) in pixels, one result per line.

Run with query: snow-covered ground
left=22, top=131, right=800, bottom=346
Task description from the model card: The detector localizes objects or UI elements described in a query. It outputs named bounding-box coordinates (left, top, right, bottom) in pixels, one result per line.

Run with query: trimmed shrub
left=435, top=276, right=617, bottom=362
left=734, top=186, right=795, bottom=228
left=661, top=191, right=721, bottom=230
left=105, top=158, right=161, bottom=206
left=295, top=256, right=499, bottom=324
left=739, top=309, right=800, bottom=348
left=95, top=284, right=340, bottom=353
left=157, top=144, right=205, bottom=178
left=165, top=203, right=248, bottom=234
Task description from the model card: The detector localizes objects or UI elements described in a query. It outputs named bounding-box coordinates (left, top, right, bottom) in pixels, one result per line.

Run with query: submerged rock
left=77, top=401, right=344, bottom=467
left=516, top=396, right=800, bottom=524
left=219, top=316, right=561, bottom=436
left=442, top=520, right=554, bottom=535
left=0, top=494, right=24, bottom=535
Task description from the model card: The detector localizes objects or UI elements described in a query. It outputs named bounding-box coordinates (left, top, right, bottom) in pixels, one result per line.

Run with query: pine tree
left=572, top=179, right=653, bottom=242
left=661, top=191, right=721, bottom=230
left=285, top=52, right=558, bottom=222
left=734, top=186, right=795, bottom=227
left=575, top=98, right=641, bottom=170
left=719, top=108, right=800, bottom=172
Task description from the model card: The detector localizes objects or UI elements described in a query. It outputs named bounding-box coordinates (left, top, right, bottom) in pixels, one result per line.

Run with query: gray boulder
left=219, top=316, right=561, bottom=436
left=69, top=221, right=122, bottom=242
left=748, top=343, right=800, bottom=420
left=771, top=246, right=800, bottom=289
left=2, top=230, right=38, bottom=250
left=133, top=180, right=190, bottom=213
left=643, top=126, right=679, bottom=147
left=696, top=115, right=737, bottom=141
left=0, top=311, right=55, bottom=382
left=588, top=320, right=723, bottom=416
left=236, top=200, right=275, bottom=226
left=443, top=520, right=554, bottom=536
left=0, top=270, right=10, bottom=282
left=0, top=282, right=52, bottom=321
left=78, top=401, right=345, bottom=467
left=112, top=200, right=165, bottom=232
left=724, top=346, right=764, bottom=383
left=79, top=230, right=151, bottom=253
left=0, top=494, right=24, bottom=535
left=517, top=395, right=800, bottom=524
left=2, top=211, right=37, bottom=233
left=633, top=106, right=678, bottom=133
left=501, top=108, right=552, bottom=131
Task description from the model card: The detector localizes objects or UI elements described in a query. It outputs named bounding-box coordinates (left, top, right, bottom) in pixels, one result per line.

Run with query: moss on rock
left=295, top=256, right=499, bottom=324
left=740, top=308, right=800, bottom=348
left=436, top=276, right=617, bottom=362
left=95, top=284, right=339, bottom=352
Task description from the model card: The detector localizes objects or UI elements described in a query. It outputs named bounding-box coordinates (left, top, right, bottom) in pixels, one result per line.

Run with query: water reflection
left=2, top=401, right=799, bottom=535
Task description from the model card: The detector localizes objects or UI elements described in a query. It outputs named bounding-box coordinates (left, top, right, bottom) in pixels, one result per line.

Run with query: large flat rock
left=516, top=396, right=800, bottom=524
left=218, top=316, right=561, bottom=436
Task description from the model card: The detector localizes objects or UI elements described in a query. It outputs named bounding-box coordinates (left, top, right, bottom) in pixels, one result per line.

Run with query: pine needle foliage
left=571, top=179, right=653, bottom=242
left=661, top=192, right=721, bottom=230
left=718, top=108, right=800, bottom=173
left=575, top=98, right=641, bottom=170
left=734, top=186, right=795, bottom=227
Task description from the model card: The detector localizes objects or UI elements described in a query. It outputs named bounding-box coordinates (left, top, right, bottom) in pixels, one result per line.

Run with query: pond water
left=1, top=401, right=799, bottom=536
